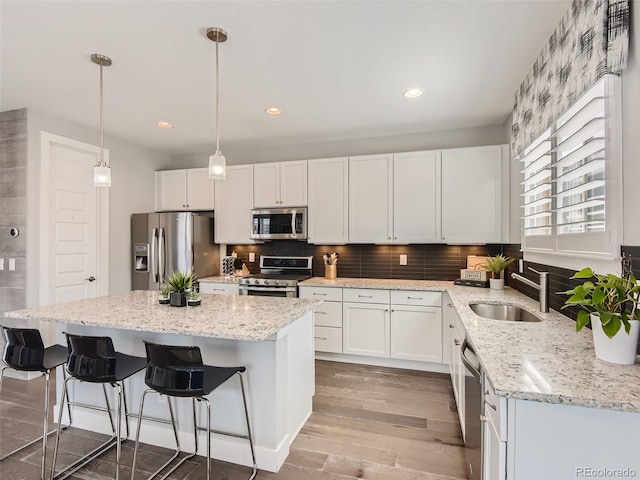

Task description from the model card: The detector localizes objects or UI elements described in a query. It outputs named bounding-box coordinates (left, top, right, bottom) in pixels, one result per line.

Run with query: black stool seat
left=50, top=333, right=145, bottom=480
left=0, top=326, right=70, bottom=480
left=131, top=342, right=256, bottom=480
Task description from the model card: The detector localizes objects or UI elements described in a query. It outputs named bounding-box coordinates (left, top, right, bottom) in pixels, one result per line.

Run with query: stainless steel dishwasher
left=461, top=339, right=483, bottom=480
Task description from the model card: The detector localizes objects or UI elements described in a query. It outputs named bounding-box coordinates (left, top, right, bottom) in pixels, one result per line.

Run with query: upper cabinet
left=348, top=151, right=441, bottom=243
left=441, top=146, right=503, bottom=244
left=155, top=168, right=215, bottom=211
left=254, top=160, right=308, bottom=207
left=214, top=165, right=254, bottom=244
left=308, top=157, right=349, bottom=244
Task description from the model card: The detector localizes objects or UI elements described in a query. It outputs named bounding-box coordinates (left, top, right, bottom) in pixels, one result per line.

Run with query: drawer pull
left=358, top=295, right=373, bottom=298
left=315, top=311, right=327, bottom=315
left=447, top=303, right=453, bottom=307
left=313, top=293, right=327, bottom=296
left=449, top=324, right=454, bottom=329
left=407, top=296, right=423, bottom=300
left=480, top=415, right=488, bottom=422
left=454, top=339, right=462, bottom=346
left=214, top=288, right=225, bottom=291
left=485, top=401, right=497, bottom=411
left=314, top=336, right=328, bottom=341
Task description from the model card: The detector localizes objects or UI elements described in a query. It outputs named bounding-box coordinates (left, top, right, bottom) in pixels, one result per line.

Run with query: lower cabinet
left=343, top=302, right=390, bottom=357
left=199, top=282, right=239, bottom=295
left=299, top=286, right=343, bottom=353
left=445, top=294, right=465, bottom=432
left=390, top=305, right=442, bottom=363
left=483, top=377, right=506, bottom=480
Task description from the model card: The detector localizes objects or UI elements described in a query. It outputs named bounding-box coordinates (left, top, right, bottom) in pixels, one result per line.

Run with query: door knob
left=86, top=276, right=96, bottom=282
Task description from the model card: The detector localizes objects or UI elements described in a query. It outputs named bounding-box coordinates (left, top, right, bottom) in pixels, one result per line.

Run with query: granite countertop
left=302, top=277, right=640, bottom=412
left=4, top=291, right=319, bottom=342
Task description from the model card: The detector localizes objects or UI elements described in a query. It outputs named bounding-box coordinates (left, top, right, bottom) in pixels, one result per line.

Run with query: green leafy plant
left=165, top=271, right=196, bottom=294
left=188, top=288, right=200, bottom=300
left=159, top=285, right=171, bottom=298
left=480, top=255, right=515, bottom=279
left=562, top=267, right=640, bottom=338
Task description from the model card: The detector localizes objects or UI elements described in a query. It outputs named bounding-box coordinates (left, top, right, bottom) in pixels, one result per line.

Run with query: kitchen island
left=5, top=291, right=319, bottom=472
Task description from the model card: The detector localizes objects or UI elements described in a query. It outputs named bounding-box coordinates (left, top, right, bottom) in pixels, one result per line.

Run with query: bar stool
left=0, top=326, right=70, bottom=480
left=130, top=341, right=257, bottom=480
left=50, top=333, right=146, bottom=480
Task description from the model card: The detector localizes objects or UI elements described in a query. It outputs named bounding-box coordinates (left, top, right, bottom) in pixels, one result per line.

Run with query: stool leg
left=130, top=389, right=150, bottom=480
left=50, top=376, right=72, bottom=480
left=238, top=373, right=257, bottom=480
left=61, top=369, right=72, bottom=425
left=192, top=397, right=198, bottom=453
left=40, top=370, right=51, bottom=480
left=121, top=381, right=131, bottom=440
left=114, top=383, right=123, bottom=480
left=0, top=366, right=6, bottom=396
left=102, top=383, right=115, bottom=433
left=199, top=397, right=212, bottom=480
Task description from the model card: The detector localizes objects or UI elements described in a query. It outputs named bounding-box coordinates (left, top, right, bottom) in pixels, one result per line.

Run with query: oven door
left=239, top=285, right=298, bottom=298
left=251, top=208, right=307, bottom=240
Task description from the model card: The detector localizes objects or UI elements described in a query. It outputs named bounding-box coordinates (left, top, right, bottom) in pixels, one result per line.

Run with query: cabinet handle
left=447, top=303, right=453, bottom=307
left=358, top=295, right=373, bottom=298
left=314, top=336, right=328, bottom=341
left=449, top=324, right=454, bottom=329
left=480, top=415, right=488, bottom=422
left=213, top=288, right=225, bottom=292
left=454, top=339, right=462, bottom=346
left=313, top=293, right=327, bottom=296
left=407, top=296, right=423, bottom=300
left=442, top=236, right=447, bottom=240
left=388, top=236, right=392, bottom=240
left=394, top=237, right=397, bottom=240
left=315, top=311, right=327, bottom=315
left=485, top=401, right=497, bottom=411
left=390, top=309, right=395, bottom=313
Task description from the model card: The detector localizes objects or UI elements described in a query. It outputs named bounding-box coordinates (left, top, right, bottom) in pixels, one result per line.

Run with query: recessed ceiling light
left=265, top=107, right=283, bottom=116
left=403, top=88, right=423, bottom=98
left=157, top=121, right=174, bottom=128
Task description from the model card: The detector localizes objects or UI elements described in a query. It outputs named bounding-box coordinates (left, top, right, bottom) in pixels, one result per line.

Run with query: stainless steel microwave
left=251, top=207, right=307, bottom=241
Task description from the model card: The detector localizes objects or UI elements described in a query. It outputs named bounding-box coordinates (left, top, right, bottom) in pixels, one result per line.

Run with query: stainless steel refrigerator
left=131, top=212, right=219, bottom=290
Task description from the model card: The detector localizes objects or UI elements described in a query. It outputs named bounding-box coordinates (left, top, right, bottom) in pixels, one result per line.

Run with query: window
left=519, top=75, right=622, bottom=259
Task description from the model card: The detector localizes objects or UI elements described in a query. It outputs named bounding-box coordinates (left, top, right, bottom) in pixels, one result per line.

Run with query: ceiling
left=0, top=1, right=570, bottom=156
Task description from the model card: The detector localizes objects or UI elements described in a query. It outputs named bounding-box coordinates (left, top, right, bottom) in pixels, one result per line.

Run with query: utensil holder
left=325, top=265, right=337, bottom=279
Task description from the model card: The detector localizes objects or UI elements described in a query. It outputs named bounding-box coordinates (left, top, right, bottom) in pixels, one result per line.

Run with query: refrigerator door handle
left=151, top=228, right=158, bottom=283
left=159, top=227, right=166, bottom=283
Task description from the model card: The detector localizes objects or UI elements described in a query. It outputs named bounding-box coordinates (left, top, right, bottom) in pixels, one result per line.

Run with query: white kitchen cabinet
left=155, top=168, right=215, bottom=211
left=300, top=286, right=343, bottom=354
left=214, top=164, right=254, bottom=244
left=348, top=151, right=441, bottom=243
left=348, top=154, right=393, bottom=243
left=445, top=296, right=465, bottom=432
left=343, top=301, right=390, bottom=358
left=393, top=150, right=441, bottom=243
left=483, top=377, right=506, bottom=480
left=254, top=160, right=307, bottom=207
left=307, top=157, right=349, bottom=244
left=199, top=282, right=239, bottom=295
left=441, top=145, right=503, bottom=243
left=390, top=306, right=442, bottom=362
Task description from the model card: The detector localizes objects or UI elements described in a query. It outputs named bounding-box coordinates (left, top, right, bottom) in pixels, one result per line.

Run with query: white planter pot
left=489, top=278, right=504, bottom=290
left=590, top=314, right=640, bottom=365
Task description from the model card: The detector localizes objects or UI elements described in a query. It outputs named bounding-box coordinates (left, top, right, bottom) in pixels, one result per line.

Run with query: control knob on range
left=263, top=279, right=270, bottom=285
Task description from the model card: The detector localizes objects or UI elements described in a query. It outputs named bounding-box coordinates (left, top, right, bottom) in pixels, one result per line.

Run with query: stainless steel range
left=238, top=256, right=313, bottom=298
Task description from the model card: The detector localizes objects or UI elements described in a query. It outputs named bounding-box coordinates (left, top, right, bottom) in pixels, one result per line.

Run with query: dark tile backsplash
left=227, top=242, right=503, bottom=280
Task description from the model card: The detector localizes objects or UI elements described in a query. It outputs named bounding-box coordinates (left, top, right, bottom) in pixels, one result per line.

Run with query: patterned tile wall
left=0, top=109, right=27, bottom=318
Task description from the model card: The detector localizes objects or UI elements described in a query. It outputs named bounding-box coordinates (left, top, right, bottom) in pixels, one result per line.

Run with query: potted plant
left=158, top=285, right=171, bottom=305
left=480, top=255, right=515, bottom=289
left=165, top=271, right=196, bottom=307
left=187, top=287, right=201, bottom=307
left=562, top=267, right=639, bottom=365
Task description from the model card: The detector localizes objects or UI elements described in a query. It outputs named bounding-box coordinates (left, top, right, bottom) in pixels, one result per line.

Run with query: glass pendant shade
left=208, top=151, right=226, bottom=179
left=94, top=162, right=111, bottom=187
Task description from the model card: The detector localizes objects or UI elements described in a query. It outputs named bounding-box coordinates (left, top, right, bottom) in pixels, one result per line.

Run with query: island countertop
left=4, top=290, right=320, bottom=342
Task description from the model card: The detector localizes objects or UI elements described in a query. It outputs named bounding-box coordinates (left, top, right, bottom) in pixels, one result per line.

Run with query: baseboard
left=315, top=352, right=450, bottom=374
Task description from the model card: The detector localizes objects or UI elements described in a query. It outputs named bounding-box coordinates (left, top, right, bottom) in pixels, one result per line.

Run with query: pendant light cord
left=99, top=60, right=105, bottom=166
left=215, top=34, right=220, bottom=154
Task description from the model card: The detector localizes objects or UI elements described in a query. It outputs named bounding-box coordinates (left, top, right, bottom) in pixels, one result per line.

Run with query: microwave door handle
left=151, top=228, right=158, bottom=282
left=291, top=210, right=297, bottom=238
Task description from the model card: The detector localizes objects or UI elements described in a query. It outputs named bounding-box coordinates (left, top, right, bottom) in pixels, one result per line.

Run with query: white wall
left=26, top=109, right=169, bottom=307
left=167, top=124, right=508, bottom=168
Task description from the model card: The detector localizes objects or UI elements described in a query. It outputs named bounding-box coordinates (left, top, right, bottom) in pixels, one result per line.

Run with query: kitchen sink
left=469, top=303, right=541, bottom=322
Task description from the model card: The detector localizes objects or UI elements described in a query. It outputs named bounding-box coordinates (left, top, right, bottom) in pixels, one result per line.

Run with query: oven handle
left=239, top=286, right=297, bottom=293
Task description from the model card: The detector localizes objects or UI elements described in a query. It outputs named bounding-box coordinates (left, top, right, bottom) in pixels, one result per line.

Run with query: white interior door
left=40, top=132, right=109, bottom=310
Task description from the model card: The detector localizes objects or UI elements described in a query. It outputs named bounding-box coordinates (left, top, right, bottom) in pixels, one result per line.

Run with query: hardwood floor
left=0, top=361, right=468, bottom=479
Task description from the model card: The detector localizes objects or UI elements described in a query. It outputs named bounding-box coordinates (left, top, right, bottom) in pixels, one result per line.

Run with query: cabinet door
left=253, top=162, right=280, bottom=207
left=393, top=151, right=441, bottom=243
left=307, top=158, right=348, bottom=244
left=186, top=168, right=215, bottom=210
left=214, top=165, right=254, bottom=244
left=155, top=170, right=187, bottom=211
left=348, top=154, right=393, bottom=243
left=280, top=160, right=307, bottom=206
left=343, top=302, right=390, bottom=358
left=483, top=412, right=506, bottom=480
left=390, top=305, right=442, bottom=363
left=441, top=146, right=502, bottom=243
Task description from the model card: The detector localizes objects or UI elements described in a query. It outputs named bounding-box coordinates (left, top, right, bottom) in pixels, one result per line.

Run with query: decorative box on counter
left=460, top=269, right=489, bottom=281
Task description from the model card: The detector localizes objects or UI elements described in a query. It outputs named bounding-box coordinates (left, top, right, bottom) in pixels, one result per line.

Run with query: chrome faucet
left=511, top=267, right=549, bottom=313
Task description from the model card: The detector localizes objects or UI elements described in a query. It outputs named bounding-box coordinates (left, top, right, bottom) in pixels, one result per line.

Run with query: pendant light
left=206, top=27, right=228, bottom=180
left=91, top=53, right=112, bottom=187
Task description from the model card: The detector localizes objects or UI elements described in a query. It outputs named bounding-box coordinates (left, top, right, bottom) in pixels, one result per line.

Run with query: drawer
left=314, top=301, right=342, bottom=328
left=343, top=288, right=390, bottom=304
left=299, top=286, right=342, bottom=302
left=314, top=326, right=343, bottom=353
left=200, top=283, right=239, bottom=295
left=390, top=290, right=441, bottom=307
left=484, top=378, right=505, bottom=440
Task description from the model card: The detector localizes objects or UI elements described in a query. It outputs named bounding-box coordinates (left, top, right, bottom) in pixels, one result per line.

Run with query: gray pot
left=170, top=292, right=186, bottom=307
